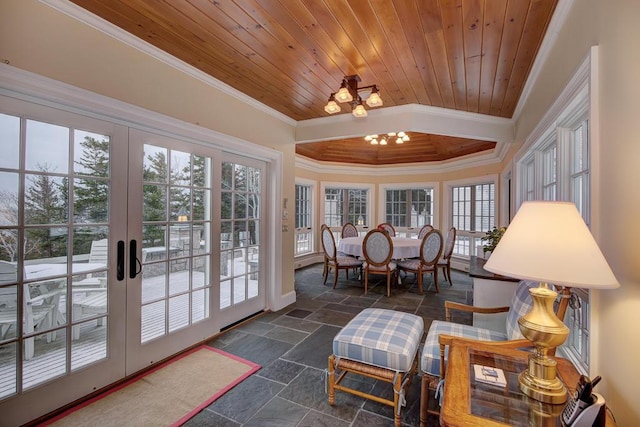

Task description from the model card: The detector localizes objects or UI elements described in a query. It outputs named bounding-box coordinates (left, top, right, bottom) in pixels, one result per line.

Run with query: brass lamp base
left=518, top=353, right=568, bottom=404
left=517, top=283, right=570, bottom=405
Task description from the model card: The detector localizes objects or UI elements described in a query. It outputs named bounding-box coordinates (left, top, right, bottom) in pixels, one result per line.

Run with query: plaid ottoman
left=328, top=308, right=424, bottom=427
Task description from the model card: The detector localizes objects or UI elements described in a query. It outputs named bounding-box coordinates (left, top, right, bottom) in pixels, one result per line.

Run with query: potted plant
left=481, top=226, right=507, bottom=256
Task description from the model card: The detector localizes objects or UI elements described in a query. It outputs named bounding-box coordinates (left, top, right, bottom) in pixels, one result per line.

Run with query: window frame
left=513, top=50, right=596, bottom=374
left=378, top=182, right=439, bottom=237
left=294, top=178, right=315, bottom=257
left=442, top=175, right=498, bottom=259
left=320, top=181, right=374, bottom=234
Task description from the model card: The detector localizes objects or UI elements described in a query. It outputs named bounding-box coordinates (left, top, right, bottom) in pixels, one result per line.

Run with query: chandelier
left=324, top=75, right=383, bottom=118
left=364, top=132, right=409, bottom=145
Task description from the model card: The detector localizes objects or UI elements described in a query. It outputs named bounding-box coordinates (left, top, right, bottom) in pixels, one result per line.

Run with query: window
left=542, top=144, right=557, bottom=200
left=384, top=188, right=434, bottom=230
left=323, top=187, right=369, bottom=227
left=570, top=121, right=589, bottom=224
left=294, top=183, right=313, bottom=256
left=515, top=53, right=593, bottom=373
left=450, top=182, right=495, bottom=257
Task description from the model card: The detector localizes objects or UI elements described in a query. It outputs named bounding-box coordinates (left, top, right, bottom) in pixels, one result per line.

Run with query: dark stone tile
left=341, top=295, right=380, bottom=308
left=243, top=397, right=309, bottom=427
left=221, top=333, right=293, bottom=367
left=272, top=315, right=323, bottom=333
left=206, top=329, right=249, bottom=349
left=362, top=376, right=422, bottom=424
left=206, top=376, right=283, bottom=423
left=323, top=302, right=366, bottom=315
left=264, top=326, right=310, bottom=345
left=235, top=320, right=276, bottom=336
left=183, top=409, right=240, bottom=427
left=288, top=298, right=328, bottom=311
left=286, top=308, right=313, bottom=318
left=351, top=409, right=395, bottom=426
left=330, top=284, right=367, bottom=296
left=282, top=325, right=341, bottom=369
left=255, top=311, right=284, bottom=323
left=278, top=367, right=369, bottom=422
left=297, top=409, right=350, bottom=427
left=258, top=358, right=305, bottom=384
left=305, top=308, right=356, bottom=327
left=314, top=292, right=349, bottom=303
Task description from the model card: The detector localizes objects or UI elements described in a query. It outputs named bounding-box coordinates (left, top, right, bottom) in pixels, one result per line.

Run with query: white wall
left=514, top=0, right=640, bottom=424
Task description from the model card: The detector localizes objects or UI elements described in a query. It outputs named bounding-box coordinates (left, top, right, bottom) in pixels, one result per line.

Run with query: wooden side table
left=440, top=339, right=615, bottom=426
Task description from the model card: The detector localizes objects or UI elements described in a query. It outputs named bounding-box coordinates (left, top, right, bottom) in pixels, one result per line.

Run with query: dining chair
left=362, top=229, right=397, bottom=297
left=397, top=229, right=443, bottom=294
left=320, top=225, right=363, bottom=289
left=418, top=224, right=434, bottom=239
left=341, top=222, right=358, bottom=238
left=437, top=227, right=456, bottom=286
left=377, top=222, right=396, bottom=237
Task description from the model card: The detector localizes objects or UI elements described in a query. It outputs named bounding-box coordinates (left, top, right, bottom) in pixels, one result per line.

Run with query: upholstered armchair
left=419, top=279, right=571, bottom=426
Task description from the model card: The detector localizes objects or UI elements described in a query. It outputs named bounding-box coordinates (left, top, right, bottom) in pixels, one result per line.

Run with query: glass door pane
left=218, top=157, right=265, bottom=327
left=139, top=145, right=213, bottom=343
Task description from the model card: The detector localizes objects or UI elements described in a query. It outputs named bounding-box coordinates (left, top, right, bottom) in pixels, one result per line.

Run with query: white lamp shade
left=483, top=201, right=619, bottom=289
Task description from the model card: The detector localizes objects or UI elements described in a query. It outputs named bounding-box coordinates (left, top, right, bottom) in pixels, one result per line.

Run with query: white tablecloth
left=338, top=236, right=421, bottom=259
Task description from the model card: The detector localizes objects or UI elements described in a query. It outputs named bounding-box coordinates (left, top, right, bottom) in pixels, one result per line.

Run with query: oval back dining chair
left=362, top=229, right=396, bottom=297
left=438, top=227, right=457, bottom=286
left=341, top=222, right=358, bottom=238
left=320, top=225, right=363, bottom=289
left=377, top=222, right=396, bottom=237
left=397, top=229, right=443, bottom=294
left=418, top=224, right=434, bottom=239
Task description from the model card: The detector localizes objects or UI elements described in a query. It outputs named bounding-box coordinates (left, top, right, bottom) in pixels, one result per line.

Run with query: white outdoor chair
left=0, top=262, right=60, bottom=359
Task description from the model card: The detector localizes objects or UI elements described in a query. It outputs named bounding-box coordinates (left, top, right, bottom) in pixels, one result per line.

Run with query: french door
left=0, top=100, right=267, bottom=424
left=0, top=99, right=128, bottom=425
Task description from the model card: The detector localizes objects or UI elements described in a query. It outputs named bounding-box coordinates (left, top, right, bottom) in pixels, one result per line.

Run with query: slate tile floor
left=186, top=263, right=474, bottom=427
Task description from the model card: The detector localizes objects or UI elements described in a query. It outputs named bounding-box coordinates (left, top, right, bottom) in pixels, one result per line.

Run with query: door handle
left=117, top=240, right=125, bottom=281
left=129, top=239, right=142, bottom=279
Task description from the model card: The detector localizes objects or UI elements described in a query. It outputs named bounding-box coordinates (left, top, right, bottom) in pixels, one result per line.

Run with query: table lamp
left=483, top=201, right=619, bottom=404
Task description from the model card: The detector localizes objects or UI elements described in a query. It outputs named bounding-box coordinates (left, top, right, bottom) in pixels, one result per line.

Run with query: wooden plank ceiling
left=70, top=0, right=557, bottom=165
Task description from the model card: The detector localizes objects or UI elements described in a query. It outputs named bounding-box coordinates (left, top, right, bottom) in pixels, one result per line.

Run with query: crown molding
left=296, top=103, right=514, bottom=143
left=39, top=0, right=296, bottom=127
left=295, top=145, right=506, bottom=176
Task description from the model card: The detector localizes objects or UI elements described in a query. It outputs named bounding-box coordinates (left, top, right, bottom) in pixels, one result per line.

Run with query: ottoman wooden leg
left=328, top=355, right=336, bottom=405
left=420, top=374, right=429, bottom=427
left=393, top=372, right=403, bottom=427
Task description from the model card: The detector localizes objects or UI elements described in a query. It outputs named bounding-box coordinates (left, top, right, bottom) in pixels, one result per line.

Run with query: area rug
left=42, top=345, right=260, bottom=427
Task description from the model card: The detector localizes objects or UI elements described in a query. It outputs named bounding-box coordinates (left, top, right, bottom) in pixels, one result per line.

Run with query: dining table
left=338, top=236, right=421, bottom=259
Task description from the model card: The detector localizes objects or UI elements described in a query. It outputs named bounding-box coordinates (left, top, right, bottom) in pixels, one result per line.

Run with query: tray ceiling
left=69, top=0, right=558, bottom=164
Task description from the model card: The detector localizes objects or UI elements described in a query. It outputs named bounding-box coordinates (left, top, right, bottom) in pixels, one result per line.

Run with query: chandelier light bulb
left=336, top=83, right=353, bottom=103
left=363, top=131, right=409, bottom=145
left=324, top=100, right=341, bottom=114
left=352, top=103, right=368, bottom=117
left=366, top=87, right=383, bottom=108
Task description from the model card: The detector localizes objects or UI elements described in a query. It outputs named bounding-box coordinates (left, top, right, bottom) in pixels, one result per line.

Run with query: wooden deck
left=0, top=259, right=258, bottom=400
